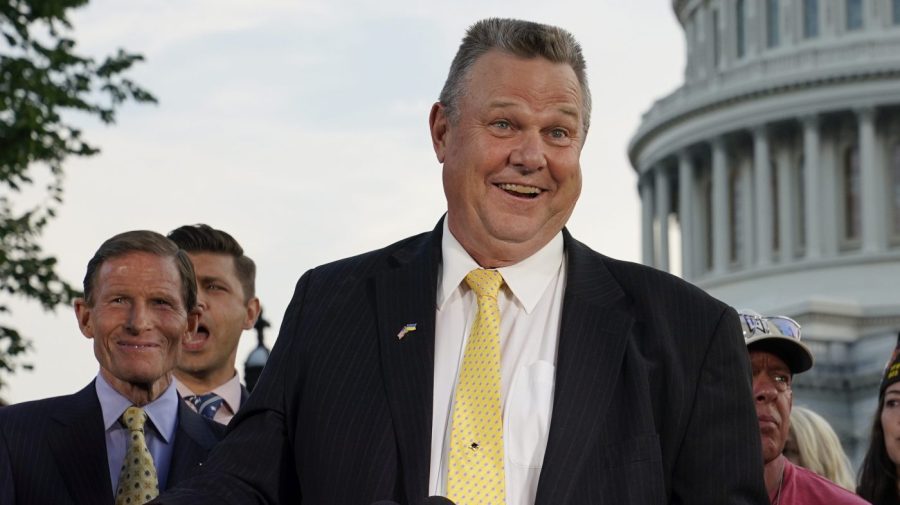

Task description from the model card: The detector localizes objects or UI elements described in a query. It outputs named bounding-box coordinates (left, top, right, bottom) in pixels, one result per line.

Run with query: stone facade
left=630, top=0, right=900, bottom=467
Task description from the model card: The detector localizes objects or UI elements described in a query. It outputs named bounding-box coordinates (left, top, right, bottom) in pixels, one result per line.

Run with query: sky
left=2, top=0, right=686, bottom=404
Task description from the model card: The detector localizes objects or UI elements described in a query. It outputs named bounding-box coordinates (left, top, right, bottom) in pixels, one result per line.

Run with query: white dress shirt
left=174, top=372, right=243, bottom=425
left=429, top=220, right=566, bottom=505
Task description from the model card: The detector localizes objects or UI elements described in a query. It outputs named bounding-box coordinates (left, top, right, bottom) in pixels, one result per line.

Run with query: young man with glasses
left=739, top=310, right=869, bottom=505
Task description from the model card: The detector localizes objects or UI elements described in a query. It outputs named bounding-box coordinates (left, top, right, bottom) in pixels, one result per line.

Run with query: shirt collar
left=95, top=372, right=179, bottom=444
left=174, top=372, right=243, bottom=414
left=437, top=219, right=565, bottom=314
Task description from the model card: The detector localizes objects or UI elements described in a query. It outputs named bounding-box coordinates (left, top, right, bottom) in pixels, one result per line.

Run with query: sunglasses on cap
left=738, top=311, right=802, bottom=341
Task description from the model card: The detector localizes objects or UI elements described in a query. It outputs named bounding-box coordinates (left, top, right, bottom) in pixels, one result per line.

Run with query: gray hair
left=439, top=18, right=592, bottom=133
left=83, top=230, right=197, bottom=311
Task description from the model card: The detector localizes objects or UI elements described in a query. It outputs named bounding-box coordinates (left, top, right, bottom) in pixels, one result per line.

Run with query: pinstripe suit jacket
left=156, top=221, right=768, bottom=504
left=0, top=381, right=224, bottom=505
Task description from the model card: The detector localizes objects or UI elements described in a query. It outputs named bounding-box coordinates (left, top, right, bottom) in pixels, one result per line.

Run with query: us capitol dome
left=629, top=0, right=900, bottom=465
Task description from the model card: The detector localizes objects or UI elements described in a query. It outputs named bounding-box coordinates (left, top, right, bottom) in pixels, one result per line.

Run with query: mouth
left=117, top=341, right=160, bottom=351
left=183, top=324, right=210, bottom=351
left=496, top=183, right=543, bottom=199
left=757, top=414, right=779, bottom=428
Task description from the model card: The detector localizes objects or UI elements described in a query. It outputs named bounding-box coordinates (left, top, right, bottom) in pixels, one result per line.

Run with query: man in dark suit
left=157, top=18, right=767, bottom=504
left=0, top=231, right=224, bottom=505
left=167, top=224, right=261, bottom=425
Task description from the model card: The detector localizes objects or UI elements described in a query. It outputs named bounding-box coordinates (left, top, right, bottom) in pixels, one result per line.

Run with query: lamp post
left=244, top=308, right=271, bottom=392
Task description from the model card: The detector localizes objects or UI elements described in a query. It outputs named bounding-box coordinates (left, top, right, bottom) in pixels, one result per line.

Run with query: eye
left=548, top=128, right=569, bottom=139
left=492, top=119, right=511, bottom=129
left=887, top=399, right=899, bottom=408
left=206, top=282, right=224, bottom=291
left=773, top=374, right=791, bottom=391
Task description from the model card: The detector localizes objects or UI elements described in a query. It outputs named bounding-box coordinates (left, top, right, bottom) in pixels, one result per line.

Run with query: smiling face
left=881, top=383, right=900, bottom=468
left=75, top=252, right=197, bottom=402
left=177, top=252, right=259, bottom=387
left=751, top=350, right=794, bottom=463
left=430, top=50, right=585, bottom=267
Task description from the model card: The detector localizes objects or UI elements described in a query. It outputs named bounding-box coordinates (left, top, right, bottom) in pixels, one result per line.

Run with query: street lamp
left=244, top=308, right=271, bottom=392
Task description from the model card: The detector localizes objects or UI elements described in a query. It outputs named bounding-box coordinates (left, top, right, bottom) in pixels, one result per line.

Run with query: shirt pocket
left=505, top=360, right=555, bottom=468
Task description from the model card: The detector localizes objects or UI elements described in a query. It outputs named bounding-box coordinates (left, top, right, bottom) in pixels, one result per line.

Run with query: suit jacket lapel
left=167, top=401, right=223, bottom=489
left=535, top=231, right=634, bottom=505
left=48, top=382, right=115, bottom=505
left=375, top=220, right=443, bottom=504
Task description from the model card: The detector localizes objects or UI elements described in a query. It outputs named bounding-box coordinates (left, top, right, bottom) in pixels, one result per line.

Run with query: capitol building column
left=678, top=151, right=695, bottom=280
left=802, top=115, right=822, bottom=260
left=640, top=173, right=655, bottom=267
left=656, top=164, right=671, bottom=271
left=711, top=137, right=729, bottom=274
left=858, top=107, right=886, bottom=254
left=753, top=125, right=773, bottom=267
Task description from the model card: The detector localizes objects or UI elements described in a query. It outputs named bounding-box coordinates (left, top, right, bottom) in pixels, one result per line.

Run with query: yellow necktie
left=447, top=269, right=506, bottom=505
left=115, top=406, right=159, bottom=505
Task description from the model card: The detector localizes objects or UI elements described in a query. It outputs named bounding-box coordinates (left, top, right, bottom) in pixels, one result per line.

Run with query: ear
left=74, top=298, right=94, bottom=339
left=429, top=101, right=450, bottom=163
left=243, top=297, right=261, bottom=331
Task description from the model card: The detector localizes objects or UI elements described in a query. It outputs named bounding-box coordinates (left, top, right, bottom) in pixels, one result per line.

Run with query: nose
left=753, top=374, right=778, bottom=403
left=509, top=129, right=546, bottom=173
left=125, top=304, right=151, bottom=335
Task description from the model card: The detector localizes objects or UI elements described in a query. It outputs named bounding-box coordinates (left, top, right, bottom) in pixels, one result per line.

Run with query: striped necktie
left=447, top=268, right=506, bottom=505
left=184, top=392, right=225, bottom=420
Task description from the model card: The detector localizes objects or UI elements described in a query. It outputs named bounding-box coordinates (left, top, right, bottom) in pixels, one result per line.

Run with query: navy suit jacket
left=0, top=381, right=224, bottom=505
left=157, top=221, right=768, bottom=504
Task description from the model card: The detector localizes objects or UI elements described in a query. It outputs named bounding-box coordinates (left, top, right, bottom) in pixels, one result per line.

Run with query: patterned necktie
left=115, top=406, right=159, bottom=505
left=447, top=269, right=506, bottom=505
left=184, top=392, right=225, bottom=419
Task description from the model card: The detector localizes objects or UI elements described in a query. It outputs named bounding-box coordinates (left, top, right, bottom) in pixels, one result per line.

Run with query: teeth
left=498, top=183, right=541, bottom=195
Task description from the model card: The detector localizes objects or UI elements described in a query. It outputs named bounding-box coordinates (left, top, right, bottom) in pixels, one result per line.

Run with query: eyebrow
left=487, top=100, right=580, bottom=120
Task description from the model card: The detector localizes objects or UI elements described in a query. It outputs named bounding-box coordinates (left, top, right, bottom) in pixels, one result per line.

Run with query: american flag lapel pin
left=397, top=323, right=417, bottom=340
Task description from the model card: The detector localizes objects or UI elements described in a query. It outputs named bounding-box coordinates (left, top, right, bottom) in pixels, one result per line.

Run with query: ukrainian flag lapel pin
left=397, top=323, right=417, bottom=340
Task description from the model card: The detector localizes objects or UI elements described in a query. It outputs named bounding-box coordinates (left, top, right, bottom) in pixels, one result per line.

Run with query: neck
left=174, top=367, right=235, bottom=395
left=763, top=455, right=786, bottom=498
left=101, top=369, right=171, bottom=406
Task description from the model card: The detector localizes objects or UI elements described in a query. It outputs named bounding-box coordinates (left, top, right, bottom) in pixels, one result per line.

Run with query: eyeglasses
left=738, top=311, right=802, bottom=342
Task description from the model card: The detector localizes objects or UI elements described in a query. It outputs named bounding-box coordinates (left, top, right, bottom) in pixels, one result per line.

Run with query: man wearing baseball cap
left=739, top=309, right=869, bottom=505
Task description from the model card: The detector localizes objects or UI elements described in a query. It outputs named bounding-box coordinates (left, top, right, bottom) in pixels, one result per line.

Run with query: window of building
left=804, top=0, right=819, bottom=38
left=846, top=0, right=863, bottom=31
left=767, top=0, right=781, bottom=48
left=844, top=146, right=861, bottom=241
left=892, top=143, right=900, bottom=236
left=737, top=0, right=746, bottom=58
left=894, top=0, right=900, bottom=25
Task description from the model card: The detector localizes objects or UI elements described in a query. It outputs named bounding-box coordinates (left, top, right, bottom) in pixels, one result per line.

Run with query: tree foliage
left=0, top=0, right=156, bottom=387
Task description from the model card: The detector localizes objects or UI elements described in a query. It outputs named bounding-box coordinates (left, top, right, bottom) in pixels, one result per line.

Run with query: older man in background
left=0, top=231, right=223, bottom=505
left=739, top=309, right=869, bottom=505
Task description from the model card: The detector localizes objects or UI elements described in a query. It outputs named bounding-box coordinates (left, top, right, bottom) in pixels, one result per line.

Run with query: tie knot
left=184, top=393, right=225, bottom=419
left=465, top=269, right=504, bottom=299
left=120, top=406, right=147, bottom=431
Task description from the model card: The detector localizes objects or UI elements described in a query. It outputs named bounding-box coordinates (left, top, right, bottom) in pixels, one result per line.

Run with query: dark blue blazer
left=156, top=221, right=768, bottom=504
left=0, top=381, right=224, bottom=505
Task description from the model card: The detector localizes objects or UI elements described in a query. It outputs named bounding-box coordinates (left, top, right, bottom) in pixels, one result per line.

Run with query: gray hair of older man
left=82, top=230, right=197, bottom=311
left=438, top=17, right=592, bottom=134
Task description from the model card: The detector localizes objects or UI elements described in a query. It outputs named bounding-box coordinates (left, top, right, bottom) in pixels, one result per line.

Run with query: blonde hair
left=787, top=406, right=856, bottom=491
